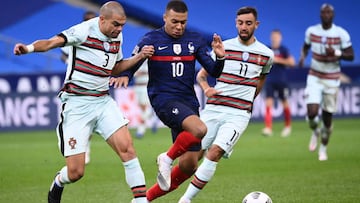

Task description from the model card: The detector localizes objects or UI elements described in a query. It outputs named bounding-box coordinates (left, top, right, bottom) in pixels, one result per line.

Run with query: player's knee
left=67, top=167, right=84, bottom=182
left=192, top=123, right=207, bottom=138
left=207, top=145, right=224, bottom=162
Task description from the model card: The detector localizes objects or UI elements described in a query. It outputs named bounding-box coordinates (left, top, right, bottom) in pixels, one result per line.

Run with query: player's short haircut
left=321, top=3, right=334, bottom=11
left=166, top=0, right=188, bottom=13
left=237, top=6, right=258, bottom=20
left=100, top=1, right=125, bottom=18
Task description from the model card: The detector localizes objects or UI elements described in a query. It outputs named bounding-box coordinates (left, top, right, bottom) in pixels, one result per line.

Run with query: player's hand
left=13, top=43, right=29, bottom=55
left=325, top=46, right=336, bottom=57
left=139, top=45, right=154, bottom=59
left=204, top=87, right=222, bottom=97
left=109, top=76, right=129, bottom=88
left=211, top=33, right=225, bottom=58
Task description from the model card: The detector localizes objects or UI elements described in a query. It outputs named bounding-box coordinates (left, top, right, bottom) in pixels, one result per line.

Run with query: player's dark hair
left=237, top=6, right=258, bottom=20
left=166, top=0, right=188, bottom=13
left=272, top=28, right=281, bottom=33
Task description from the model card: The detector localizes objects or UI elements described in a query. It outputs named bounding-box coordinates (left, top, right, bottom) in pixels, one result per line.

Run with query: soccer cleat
left=281, top=126, right=291, bottom=137
left=48, top=172, right=64, bottom=203
left=309, top=129, right=320, bottom=152
left=156, top=152, right=172, bottom=191
left=262, top=127, right=273, bottom=137
left=318, top=144, right=328, bottom=161
left=178, top=196, right=191, bottom=203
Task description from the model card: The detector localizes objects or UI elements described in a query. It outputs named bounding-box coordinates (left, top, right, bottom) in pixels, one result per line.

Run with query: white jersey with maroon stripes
left=61, top=17, right=123, bottom=96
left=204, top=37, right=274, bottom=117
left=305, top=23, right=352, bottom=75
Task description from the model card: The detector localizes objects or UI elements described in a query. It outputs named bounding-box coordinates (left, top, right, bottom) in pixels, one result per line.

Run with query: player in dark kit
left=116, top=1, right=225, bottom=201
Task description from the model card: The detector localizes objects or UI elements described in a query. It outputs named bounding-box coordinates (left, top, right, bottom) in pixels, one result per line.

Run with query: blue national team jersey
left=266, top=45, right=290, bottom=82
left=123, top=27, right=224, bottom=109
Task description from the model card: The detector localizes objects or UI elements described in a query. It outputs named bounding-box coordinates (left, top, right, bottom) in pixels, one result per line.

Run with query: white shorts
left=201, top=108, right=250, bottom=158
left=304, top=75, right=340, bottom=113
left=56, top=92, right=129, bottom=156
left=134, top=85, right=150, bottom=106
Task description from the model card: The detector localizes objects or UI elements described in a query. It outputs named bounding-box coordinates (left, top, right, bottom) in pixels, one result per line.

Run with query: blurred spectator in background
left=299, top=3, right=354, bottom=161
left=262, top=29, right=295, bottom=137
left=133, top=61, right=158, bottom=138
left=59, top=10, right=97, bottom=164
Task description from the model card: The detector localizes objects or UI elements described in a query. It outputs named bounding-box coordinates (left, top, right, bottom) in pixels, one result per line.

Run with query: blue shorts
left=153, top=100, right=201, bottom=151
left=265, top=80, right=289, bottom=100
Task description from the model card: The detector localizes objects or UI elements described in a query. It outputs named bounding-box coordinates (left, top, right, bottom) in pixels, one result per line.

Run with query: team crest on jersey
left=173, top=44, right=182, bottom=55
left=103, top=42, right=110, bottom=52
left=242, top=52, right=250, bottom=61
left=68, top=137, right=77, bottom=149
left=188, top=42, right=194, bottom=54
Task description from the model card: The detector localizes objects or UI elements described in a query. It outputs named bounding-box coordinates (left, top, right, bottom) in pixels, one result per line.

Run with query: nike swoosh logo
left=158, top=46, right=168, bottom=50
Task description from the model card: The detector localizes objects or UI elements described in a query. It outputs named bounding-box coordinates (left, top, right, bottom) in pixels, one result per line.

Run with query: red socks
left=167, top=131, right=201, bottom=160
left=284, top=106, right=291, bottom=127
left=264, top=106, right=272, bottom=129
left=146, top=165, right=193, bottom=201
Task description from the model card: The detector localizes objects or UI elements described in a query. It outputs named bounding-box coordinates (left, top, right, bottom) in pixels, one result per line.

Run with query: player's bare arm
left=211, top=33, right=225, bottom=58
left=274, top=55, right=295, bottom=67
left=298, top=43, right=311, bottom=67
left=196, top=68, right=221, bottom=97
left=13, top=35, right=65, bottom=55
left=326, top=46, right=354, bottom=61
left=112, top=45, right=154, bottom=75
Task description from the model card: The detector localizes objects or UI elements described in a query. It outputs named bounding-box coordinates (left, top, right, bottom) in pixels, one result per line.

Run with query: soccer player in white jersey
left=299, top=3, right=354, bottom=161
left=13, top=1, right=154, bottom=203
left=178, top=7, right=274, bottom=203
left=60, top=10, right=97, bottom=165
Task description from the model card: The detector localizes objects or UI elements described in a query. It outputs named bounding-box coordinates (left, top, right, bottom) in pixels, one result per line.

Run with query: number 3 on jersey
left=171, top=62, right=184, bottom=77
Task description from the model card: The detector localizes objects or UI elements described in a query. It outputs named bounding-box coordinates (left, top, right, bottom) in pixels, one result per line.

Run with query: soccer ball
left=242, top=191, right=272, bottom=203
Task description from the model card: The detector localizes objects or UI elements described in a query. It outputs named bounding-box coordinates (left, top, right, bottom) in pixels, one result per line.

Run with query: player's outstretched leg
left=48, top=173, right=63, bottom=203
left=48, top=166, right=72, bottom=203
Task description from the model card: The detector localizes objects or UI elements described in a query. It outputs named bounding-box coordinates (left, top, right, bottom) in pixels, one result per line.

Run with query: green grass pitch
left=1, top=118, right=359, bottom=203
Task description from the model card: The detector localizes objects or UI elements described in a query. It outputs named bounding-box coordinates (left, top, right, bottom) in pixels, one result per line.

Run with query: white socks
left=182, top=157, right=218, bottom=200
left=56, top=166, right=71, bottom=187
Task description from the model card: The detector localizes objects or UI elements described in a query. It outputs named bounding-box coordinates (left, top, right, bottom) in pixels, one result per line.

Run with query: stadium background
left=1, top=0, right=359, bottom=131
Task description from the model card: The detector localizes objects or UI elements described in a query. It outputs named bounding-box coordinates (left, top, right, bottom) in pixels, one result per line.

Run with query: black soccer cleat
left=48, top=173, right=64, bottom=203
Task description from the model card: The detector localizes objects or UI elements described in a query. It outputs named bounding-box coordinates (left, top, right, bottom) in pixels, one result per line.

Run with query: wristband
left=334, top=49, right=342, bottom=57
left=26, top=44, right=34, bottom=53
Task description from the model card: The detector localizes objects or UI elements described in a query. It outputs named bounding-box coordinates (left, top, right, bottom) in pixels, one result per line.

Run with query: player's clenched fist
left=13, top=43, right=32, bottom=55
left=139, top=45, right=155, bottom=58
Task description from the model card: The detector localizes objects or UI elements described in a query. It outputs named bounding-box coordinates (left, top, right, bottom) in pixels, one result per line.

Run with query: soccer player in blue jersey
left=262, top=29, right=295, bottom=137
left=116, top=0, right=225, bottom=201
left=13, top=2, right=154, bottom=203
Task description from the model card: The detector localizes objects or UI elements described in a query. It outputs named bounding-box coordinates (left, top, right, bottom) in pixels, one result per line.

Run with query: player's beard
left=239, top=31, right=254, bottom=42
